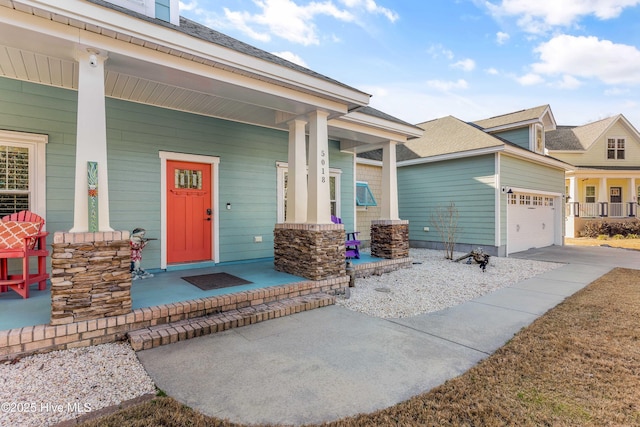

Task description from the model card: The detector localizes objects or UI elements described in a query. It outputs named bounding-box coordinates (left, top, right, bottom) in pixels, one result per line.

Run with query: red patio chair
left=0, top=210, right=49, bottom=298
left=331, top=215, right=361, bottom=259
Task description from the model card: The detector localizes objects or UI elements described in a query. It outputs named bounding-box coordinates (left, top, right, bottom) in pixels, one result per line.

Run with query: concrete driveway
left=137, top=245, right=638, bottom=426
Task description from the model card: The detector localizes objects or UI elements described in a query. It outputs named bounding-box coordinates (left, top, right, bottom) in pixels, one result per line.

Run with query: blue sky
left=179, top=0, right=640, bottom=127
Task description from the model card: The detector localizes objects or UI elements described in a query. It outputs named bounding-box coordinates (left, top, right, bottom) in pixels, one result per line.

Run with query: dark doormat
left=181, top=272, right=253, bottom=291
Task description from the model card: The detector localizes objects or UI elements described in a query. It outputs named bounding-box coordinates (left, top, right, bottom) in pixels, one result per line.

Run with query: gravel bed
left=336, top=248, right=562, bottom=318
left=0, top=342, right=155, bottom=427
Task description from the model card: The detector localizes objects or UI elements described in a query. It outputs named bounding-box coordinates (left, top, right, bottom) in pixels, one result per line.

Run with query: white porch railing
left=609, top=203, right=624, bottom=218
left=566, top=202, right=638, bottom=218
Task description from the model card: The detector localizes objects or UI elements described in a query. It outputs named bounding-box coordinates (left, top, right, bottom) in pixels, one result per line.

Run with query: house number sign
left=321, top=150, right=326, bottom=183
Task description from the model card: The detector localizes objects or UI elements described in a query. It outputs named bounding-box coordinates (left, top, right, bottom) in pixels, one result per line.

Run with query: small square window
left=355, top=182, right=377, bottom=207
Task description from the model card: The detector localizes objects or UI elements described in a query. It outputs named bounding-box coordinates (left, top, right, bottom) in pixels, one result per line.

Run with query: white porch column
left=307, top=110, right=331, bottom=224
left=568, top=176, right=577, bottom=215
left=599, top=177, right=608, bottom=216
left=629, top=178, right=636, bottom=202
left=599, top=177, right=607, bottom=202
left=70, top=48, right=113, bottom=232
left=381, top=141, right=400, bottom=220
left=285, top=119, right=308, bottom=223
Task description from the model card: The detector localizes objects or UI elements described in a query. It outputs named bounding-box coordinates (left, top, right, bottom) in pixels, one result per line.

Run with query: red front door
left=167, top=160, right=212, bottom=264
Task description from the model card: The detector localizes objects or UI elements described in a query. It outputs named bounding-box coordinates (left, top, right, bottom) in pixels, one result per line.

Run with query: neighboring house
left=358, top=105, right=569, bottom=256
left=546, top=114, right=640, bottom=237
left=0, top=0, right=421, bottom=279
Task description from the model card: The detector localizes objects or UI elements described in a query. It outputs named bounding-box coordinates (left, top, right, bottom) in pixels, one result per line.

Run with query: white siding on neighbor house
left=398, top=155, right=497, bottom=247
left=553, top=120, right=640, bottom=166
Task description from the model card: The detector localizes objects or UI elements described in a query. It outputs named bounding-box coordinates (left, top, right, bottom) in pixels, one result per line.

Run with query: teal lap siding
left=0, top=77, right=355, bottom=268
left=398, top=155, right=496, bottom=247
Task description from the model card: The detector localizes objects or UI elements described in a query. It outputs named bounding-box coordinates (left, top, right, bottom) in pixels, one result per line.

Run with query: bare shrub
left=431, top=202, right=460, bottom=260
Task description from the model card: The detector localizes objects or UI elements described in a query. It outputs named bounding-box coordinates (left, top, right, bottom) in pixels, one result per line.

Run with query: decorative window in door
left=175, top=169, right=202, bottom=190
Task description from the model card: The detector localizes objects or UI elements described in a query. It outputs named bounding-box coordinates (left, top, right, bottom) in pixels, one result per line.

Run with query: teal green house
left=0, top=0, right=421, bottom=277
left=359, top=105, right=570, bottom=256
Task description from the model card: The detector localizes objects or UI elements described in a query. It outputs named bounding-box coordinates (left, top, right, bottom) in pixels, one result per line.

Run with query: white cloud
left=179, top=1, right=198, bottom=12
left=486, top=0, right=640, bottom=33
left=496, top=31, right=510, bottom=44
left=427, top=44, right=454, bottom=60
left=339, top=0, right=399, bottom=22
left=426, top=79, right=469, bottom=91
left=222, top=0, right=399, bottom=45
left=604, top=87, right=630, bottom=96
left=451, top=58, right=476, bottom=71
left=485, top=67, right=499, bottom=75
left=516, top=73, right=544, bottom=86
left=271, top=51, right=309, bottom=67
left=532, top=35, right=640, bottom=85
left=555, top=74, right=582, bottom=89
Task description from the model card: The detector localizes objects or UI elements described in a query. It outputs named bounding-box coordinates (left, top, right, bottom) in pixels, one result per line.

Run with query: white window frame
left=0, top=130, right=47, bottom=221
left=606, top=137, right=625, bottom=160
left=276, top=162, right=341, bottom=223
left=534, top=124, right=544, bottom=153
left=585, top=185, right=596, bottom=203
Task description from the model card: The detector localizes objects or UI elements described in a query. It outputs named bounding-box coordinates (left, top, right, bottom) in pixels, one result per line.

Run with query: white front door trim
left=159, top=151, right=220, bottom=269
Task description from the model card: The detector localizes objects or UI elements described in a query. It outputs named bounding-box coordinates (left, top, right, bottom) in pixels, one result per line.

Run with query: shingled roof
left=473, top=105, right=551, bottom=129
left=546, top=116, right=619, bottom=151
left=359, top=115, right=532, bottom=162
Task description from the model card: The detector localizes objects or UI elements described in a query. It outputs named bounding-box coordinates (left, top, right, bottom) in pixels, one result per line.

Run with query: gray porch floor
left=0, top=254, right=380, bottom=331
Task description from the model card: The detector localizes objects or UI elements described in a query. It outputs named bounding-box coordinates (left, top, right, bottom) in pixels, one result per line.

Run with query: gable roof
left=472, top=105, right=555, bottom=131
left=358, top=114, right=570, bottom=170
left=546, top=115, right=640, bottom=151
left=406, top=116, right=504, bottom=159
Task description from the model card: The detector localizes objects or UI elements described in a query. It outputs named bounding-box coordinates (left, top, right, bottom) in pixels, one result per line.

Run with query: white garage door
left=508, top=193, right=556, bottom=254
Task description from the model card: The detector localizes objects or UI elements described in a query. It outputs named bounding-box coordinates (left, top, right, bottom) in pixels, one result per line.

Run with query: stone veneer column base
left=274, top=223, right=346, bottom=281
left=50, top=231, right=132, bottom=325
left=371, top=220, right=409, bottom=259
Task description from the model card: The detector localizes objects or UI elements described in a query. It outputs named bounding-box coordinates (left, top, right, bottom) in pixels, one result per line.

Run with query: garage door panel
left=508, top=192, right=556, bottom=254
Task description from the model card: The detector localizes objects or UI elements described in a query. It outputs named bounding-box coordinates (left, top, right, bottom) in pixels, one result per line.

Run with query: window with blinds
left=0, top=145, right=30, bottom=217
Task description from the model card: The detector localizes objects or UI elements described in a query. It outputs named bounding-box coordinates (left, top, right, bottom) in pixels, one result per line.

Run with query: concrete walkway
left=137, top=245, right=638, bottom=426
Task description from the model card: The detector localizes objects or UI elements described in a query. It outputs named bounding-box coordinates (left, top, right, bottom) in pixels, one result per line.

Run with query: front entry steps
left=128, top=293, right=335, bottom=351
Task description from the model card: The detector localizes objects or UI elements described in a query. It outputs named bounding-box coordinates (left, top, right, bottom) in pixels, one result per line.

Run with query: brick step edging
left=128, top=293, right=335, bottom=351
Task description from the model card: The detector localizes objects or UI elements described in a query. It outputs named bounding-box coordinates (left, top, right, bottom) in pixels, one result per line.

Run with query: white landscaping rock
left=337, top=248, right=562, bottom=318
left=0, top=342, right=155, bottom=427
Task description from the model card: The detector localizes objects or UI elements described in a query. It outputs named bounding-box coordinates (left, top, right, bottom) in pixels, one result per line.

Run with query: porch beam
left=286, top=119, right=308, bottom=223
left=70, top=47, right=113, bottom=232
left=307, top=110, right=331, bottom=224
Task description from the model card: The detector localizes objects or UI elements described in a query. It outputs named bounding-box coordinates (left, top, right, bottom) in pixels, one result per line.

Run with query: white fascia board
left=483, top=120, right=537, bottom=133
left=18, top=0, right=371, bottom=106
left=397, top=146, right=504, bottom=167
left=507, top=186, right=563, bottom=197
left=546, top=149, right=585, bottom=154
left=502, top=145, right=572, bottom=170
left=343, top=111, right=423, bottom=138
left=0, top=4, right=83, bottom=44
left=329, top=117, right=419, bottom=143
left=569, top=168, right=640, bottom=178
left=356, top=157, right=383, bottom=167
